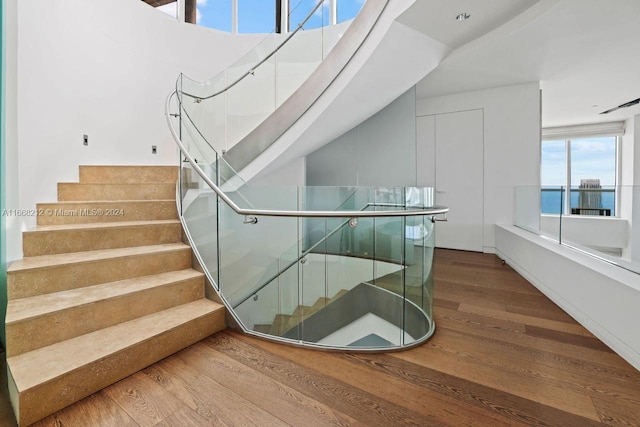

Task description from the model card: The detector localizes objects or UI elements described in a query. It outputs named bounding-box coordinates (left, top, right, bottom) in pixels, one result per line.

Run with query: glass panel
left=276, top=1, right=325, bottom=107
left=278, top=242, right=301, bottom=335
left=421, top=217, right=435, bottom=319
left=337, top=0, right=365, bottom=23
left=541, top=139, right=566, bottom=214
left=554, top=185, right=640, bottom=276
left=174, top=100, right=222, bottom=288
left=514, top=185, right=562, bottom=242
left=226, top=34, right=277, bottom=147
left=543, top=187, right=564, bottom=242
left=233, top=225, right=301, bottom=339
left=403, top=214, right=428, bottom=346
left=235, top=276, right=279, bottom=334
left=198, top=0, right=233, bottom=32
left=180, top=73, right=227, bottom=154
left=300, top=242, right=327, bottom=341
left=372, top=214, right=404, bottom=346
left=541, top=186, right=566, bottom=215
left=218, top=186, right=299, bottom=307
left=289, top=0, right=328, bottom=31
left=239, top=0, right=276, bottom=33
left=515, top=186, right=541, bottom=234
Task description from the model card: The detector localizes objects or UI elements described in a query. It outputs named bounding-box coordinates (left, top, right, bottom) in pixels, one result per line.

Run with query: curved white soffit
left=240, top=1, right=453, bottom=181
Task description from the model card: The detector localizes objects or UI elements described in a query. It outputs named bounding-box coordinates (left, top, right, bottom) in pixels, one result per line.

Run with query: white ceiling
left=397, top=0, right=540, bottom=50
left=410, top=0, right=640, bottom=127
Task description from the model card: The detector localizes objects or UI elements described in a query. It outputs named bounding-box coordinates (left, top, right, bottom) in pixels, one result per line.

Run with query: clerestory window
left=153, top=0, right=366, bottom=33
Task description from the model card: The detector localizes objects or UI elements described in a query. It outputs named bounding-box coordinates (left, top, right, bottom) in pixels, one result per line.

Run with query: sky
left=541, top=137, right=617, bottom=187
left=156, top=0, right=365, bottom=32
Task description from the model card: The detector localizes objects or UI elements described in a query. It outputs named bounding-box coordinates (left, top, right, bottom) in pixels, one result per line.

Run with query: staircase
left=254, top=289, right=350, bottom=336
left=5, top=166, right=225, bottom=426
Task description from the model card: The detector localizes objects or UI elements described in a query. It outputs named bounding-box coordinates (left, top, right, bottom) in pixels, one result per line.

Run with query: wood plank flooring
left=3, top=249, right=639, bottom=426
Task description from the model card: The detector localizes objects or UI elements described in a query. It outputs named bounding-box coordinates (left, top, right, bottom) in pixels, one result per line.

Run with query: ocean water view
left=541, top=189, right=616, bottom=215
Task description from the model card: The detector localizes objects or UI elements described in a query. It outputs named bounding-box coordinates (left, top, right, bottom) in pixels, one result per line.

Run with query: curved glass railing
left=165, top=0, right=446, bottom=350
left=176, top=0, right=331, bottom=154
left=177, top=0, right=390, bottom=171
left=167, top=90, right=448, bottom=350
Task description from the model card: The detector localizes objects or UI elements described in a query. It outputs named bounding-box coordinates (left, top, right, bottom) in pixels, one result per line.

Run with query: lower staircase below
left=248, top=284, right=424, bottom=348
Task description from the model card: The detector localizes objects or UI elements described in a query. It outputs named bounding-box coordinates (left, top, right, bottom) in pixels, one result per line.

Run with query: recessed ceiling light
left=456, top=13, right=471, bottom=21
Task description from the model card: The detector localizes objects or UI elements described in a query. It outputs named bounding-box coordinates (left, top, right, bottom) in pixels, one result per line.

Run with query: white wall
left=417, top=82, right=541, bottom=252
left=306, top=87, right=417, bottom=187
left=4, top=0, right=20, bottom=263
left=632, top=115, right=640, bottom=261
left=9, top=0, right=264, bottom=261
left=496, top=225, right=640, bottom=372
left=250, top=157, right=306, bottom=187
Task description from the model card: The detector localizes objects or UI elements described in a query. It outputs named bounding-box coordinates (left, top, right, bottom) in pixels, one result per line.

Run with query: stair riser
left=23, top=223, right=182, bottom=256
left=8, top=248, right=191, bottom=299
left=6, top=276, right=204, bottom=357
left=36, top=201, right=178, bottom=225
left=12, top=308, right=225, bottom=426
left=269, top=314, right=290, bottom=335
left=58, top=183, right=175, bottom=201
left=79, top=166, right=178, bottom=184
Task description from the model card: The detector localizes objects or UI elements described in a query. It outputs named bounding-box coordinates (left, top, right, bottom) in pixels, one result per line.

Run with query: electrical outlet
left=83, top=135, right=88, bottom=146
left=152, top=145, right=157, bottom=154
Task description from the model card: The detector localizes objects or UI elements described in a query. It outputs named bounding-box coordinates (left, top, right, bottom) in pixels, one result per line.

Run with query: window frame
left=541, top=135, right=620, bottom=217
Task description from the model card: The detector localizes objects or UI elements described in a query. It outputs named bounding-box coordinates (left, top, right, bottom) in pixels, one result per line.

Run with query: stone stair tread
left=39, top=199, right=174, bottom=204
left=281, top=291, right=350, bottom=333
left=8, top=243, right=189, bottom=273
left=57, top=183, right=175, bottom=202
left=6, top=269, right=204, bottom=323
left=27, top=219, right=180, bottom=232
left=35, top=200, right=178, bottom=225
left=79, top=166, right=177, bottom=184
left=58, top=182, right=172, bottom=185
left=7, top=299, right=223, bottom=392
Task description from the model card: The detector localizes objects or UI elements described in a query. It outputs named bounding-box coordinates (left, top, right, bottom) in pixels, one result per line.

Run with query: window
left=337, top=0, right=365, bottom=23
left=289, top=0, right=329, bottom=31
left=152, top=0, right=365, bottom=33
left=541, top=136, right=618, bottom=216
left=199, top=0, right=233, bottom=32
left=238, top=0, right=276, bottom=33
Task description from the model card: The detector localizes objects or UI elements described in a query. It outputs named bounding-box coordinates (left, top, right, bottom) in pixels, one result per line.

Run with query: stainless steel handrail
left=231, top=199, right=434, bottom=308
left=167, top=92, right=449, bottom=218
left=180, top=0, right=325, bottom=101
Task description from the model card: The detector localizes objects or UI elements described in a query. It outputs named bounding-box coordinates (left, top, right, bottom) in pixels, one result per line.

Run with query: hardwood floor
left=4, top=249, right=640, bottom=426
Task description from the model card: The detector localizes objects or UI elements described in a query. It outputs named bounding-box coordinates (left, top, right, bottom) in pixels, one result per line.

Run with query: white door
left=418, top=110, right=484, bottom=251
